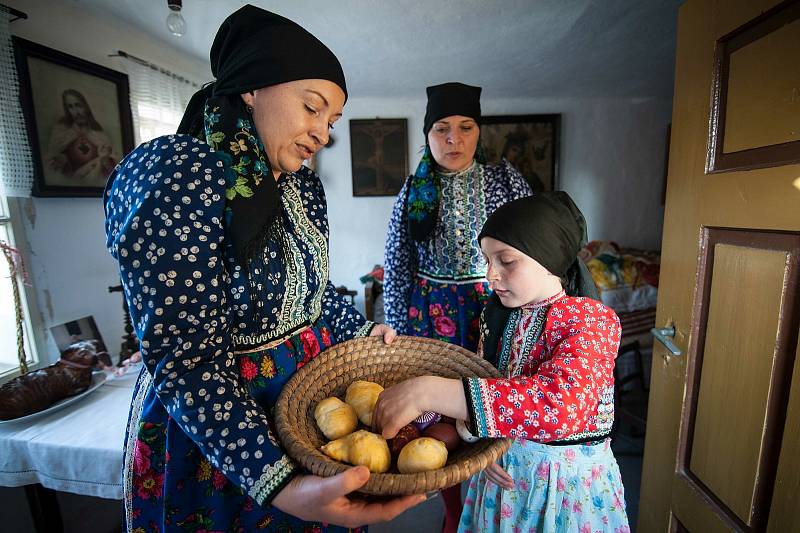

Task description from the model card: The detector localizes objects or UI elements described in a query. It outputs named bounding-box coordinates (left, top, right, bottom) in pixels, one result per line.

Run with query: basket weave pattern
left=275, top=336, right=512, bottom=495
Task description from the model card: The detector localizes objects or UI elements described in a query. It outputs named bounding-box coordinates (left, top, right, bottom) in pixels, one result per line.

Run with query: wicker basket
left=274, top=335, right=512, bottom=495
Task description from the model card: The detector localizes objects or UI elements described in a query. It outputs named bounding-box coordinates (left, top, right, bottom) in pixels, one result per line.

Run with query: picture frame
left=49, top=315, right=108, bottom=355
left=350, top=118, right=408, bottom=197
left=480, top=114, right=560, bottom=192
left=13, top=37, right=134, bottom=197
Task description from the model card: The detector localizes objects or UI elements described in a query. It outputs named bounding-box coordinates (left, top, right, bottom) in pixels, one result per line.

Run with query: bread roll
left=397, top=437, right=448, bottom=474
left=321, top=429, right=391, bottom=473
left=345, top=380, right=383, bottom=426
left=314, top=397, right=358, bottom=440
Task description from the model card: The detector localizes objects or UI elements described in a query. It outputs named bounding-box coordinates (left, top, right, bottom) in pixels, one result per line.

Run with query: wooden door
left=638, top=0, right=800, bottom=531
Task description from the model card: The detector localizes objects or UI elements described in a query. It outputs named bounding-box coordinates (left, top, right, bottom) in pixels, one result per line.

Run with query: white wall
left=6, top=0, right=210, bottom=363
left=5, top=0, right=670, bottom=359
left=324, top=96, right=671, bottom=312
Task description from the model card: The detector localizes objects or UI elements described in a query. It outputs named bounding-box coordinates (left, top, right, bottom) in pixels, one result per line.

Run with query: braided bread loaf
left=0, top=340, right=108, bottom=420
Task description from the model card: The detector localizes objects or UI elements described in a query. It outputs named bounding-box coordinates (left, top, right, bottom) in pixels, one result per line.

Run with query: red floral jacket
left=464, top=293, right=620, bottom=442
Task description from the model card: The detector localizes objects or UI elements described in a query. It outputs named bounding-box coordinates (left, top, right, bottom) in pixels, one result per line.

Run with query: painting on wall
left=13, top=37, right=134, bottom=197
left=480, top=114, right=560, bottom=192
left=350, top=118, right=408, bottom=196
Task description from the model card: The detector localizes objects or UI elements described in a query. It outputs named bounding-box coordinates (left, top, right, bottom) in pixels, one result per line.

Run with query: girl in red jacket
left=375, top=192, right=630, bottom=533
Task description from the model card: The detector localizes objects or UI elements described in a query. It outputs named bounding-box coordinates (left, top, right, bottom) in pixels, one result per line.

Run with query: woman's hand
left=369, top=323, right=397, bottom=344
left=483, top=462, right=514, bottom=490
left=271, top=466, right=426, bottom=527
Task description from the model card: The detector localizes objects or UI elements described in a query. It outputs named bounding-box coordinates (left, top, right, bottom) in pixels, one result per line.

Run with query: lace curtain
left=118, top=55, right=201, bottom=144
left=0, top=6, right=34, bottom=197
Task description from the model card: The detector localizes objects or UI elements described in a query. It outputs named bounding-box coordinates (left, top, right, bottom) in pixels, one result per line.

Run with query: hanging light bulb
left=166, top=0, right=186, bottom=37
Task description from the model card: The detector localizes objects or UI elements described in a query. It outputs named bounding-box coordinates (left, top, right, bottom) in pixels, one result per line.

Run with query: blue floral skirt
left=124, top=320, right=363, bottom=533
left=459, top=439, right=629, bottom=533
left=407, top=276, right=490, bottom=352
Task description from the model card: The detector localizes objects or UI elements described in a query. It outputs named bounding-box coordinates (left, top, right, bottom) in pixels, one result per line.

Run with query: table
left=0, top=369, right=137, bottom=531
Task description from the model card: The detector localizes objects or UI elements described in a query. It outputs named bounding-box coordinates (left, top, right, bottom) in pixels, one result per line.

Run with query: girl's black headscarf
left=479, top=191, right=598, bottom=299
left=478, top=192, right=599, bottom=367
left=407, top=82, right=483, bottom=242
left=177, top=5, right=347, bottom=267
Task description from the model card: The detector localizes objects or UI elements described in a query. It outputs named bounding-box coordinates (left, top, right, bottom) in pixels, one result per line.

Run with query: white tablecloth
left=0, top=370, right=137, bottom=500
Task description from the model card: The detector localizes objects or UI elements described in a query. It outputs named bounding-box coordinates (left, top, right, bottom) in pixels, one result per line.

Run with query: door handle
left=651, top=325, right=682, bottom=356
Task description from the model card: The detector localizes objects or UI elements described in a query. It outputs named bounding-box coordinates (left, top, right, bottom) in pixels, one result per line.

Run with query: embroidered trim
left=123, top=368, right=151, bottom=531
left=548, top=428, right=613, bottom=444
left=496, top=308, right=520, bottom=375
left=421, top=163, right=489, bottom=279
left=466, top=377, right=497, bottom=438
left=545, top=432, right=612, bottom=445
left=593, top=385, right=615, bottom=433
left=523, top=290, right=567, bottom=310
left=275, top=182, right=328, bottom=332
left=250, top=454, right=298, bottom=505
left=416, top=271, right=487, bottom=283
left=232, top=310, right=321, bottom=352
left=231, top=175, right=328, bottom=347
left=354, top=321, right=376, bottom=338
left=508, top=306, right=549, bottom=378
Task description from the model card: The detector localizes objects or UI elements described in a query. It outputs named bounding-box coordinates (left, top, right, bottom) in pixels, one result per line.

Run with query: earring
left=246, top=104, right=253, bottom=114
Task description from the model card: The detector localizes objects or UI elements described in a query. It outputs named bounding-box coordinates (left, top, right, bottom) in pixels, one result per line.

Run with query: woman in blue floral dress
left=105, top=6, right=423, bottom=533
left=382, top=83, right=532, bottom=532
left=383, top=83, right=533, bottom=349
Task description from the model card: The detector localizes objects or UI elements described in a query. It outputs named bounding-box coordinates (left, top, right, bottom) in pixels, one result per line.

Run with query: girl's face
left=427, top=115, right=479, bottom=173
left=241, top=79, right=345, bottom=179
left=481, top=236, right=563, bottom=307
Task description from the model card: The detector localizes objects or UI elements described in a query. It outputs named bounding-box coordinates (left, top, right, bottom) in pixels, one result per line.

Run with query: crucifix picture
left=349, top=118, right=408, bottom=196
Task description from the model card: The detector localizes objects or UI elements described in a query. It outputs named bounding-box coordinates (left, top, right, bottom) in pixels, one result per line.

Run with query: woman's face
left=480, top=236, right=562, bottom=308
left=427, top=115, right=479, bottom=173
left=241, top=79, right=345, bottom=179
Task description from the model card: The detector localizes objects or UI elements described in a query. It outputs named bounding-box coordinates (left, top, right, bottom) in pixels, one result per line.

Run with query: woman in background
left=382, top=82, right=532, bottom=532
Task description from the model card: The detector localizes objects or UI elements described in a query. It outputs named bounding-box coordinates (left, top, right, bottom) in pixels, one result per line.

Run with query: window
left=118, top=53, right=200, bottom=143
left=0, top=5, right=39, bottom=377
left=0, top=194, right=39, bottom=377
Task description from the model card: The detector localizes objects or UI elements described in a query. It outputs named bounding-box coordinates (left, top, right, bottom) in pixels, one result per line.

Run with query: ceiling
left=71, top=0, right=683, bottom=99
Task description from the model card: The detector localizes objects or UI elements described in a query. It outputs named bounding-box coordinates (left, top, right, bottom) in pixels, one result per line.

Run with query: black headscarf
left=176, top=5, right=347, bottom=266
left=408, top=82, right=483, bottom=242
left=478, top=192, right=599, bottom=367
left=422, top=82, right=482, bottom=136
left=479, top=192, right=598, bottom=299
left=178, top=5, right=347, bottom=137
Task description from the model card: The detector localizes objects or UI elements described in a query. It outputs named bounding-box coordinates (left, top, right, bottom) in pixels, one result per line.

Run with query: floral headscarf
left=202, top=95, right=279, bottom=265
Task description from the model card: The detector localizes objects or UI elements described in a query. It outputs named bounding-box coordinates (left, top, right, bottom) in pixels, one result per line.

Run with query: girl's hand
left=272, top=466, right=426, bottom=527
left=369, top=323, right=396, bottom=344
left=372, top=377, right=428, bottom=439
left=373, top=376, right=469, bottom=439
left=484, top=462, right=514, bottom=490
